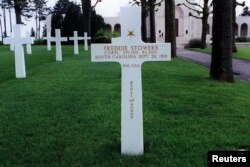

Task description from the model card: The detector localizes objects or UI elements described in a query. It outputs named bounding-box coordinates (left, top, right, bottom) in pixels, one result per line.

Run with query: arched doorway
left=241, top=23, right=248, bottom=37
left=114, top=24, right=121, bottom=34
left=175, top=6, right=184, bottom=37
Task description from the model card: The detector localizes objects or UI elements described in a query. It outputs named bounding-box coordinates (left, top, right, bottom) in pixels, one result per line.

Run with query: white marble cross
left=26, top=31, right=34, bottom=55
left=10, top=32, right=14, bottom=51
left=44, top=33, right=52, bottom=51
left=83, top=32, right=91, bottom=51
left=111, top=37, right=121, bottom=44
left=69, top=31, right=84, bottom=55
left=50, top=29, right=68, bottom=61
left=91, top=7, right=171, bottom=155
left=3, top=24, right=33, bottom=78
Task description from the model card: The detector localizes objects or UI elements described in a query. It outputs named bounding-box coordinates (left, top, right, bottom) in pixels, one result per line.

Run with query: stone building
left=104, top=0, right=250, bottom=47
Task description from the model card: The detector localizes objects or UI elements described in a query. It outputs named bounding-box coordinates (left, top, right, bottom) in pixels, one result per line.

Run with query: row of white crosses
left=3, top=27, right=91, bottom=78
left=92, top=7, right=171, bottom=155
left=44, top=30, right=91, bottom=55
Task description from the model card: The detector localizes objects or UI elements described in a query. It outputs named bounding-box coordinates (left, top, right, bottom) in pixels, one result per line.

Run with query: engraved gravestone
left=91, top=7, right=171, bottom=155
left=50, top=29, right=68, bottom=61
left=69, top=31, right=84, bottom=55
left=3, top=25, right=33, bottom=78
left=111, top=37, right=121, bottom=44
left=83, top=32, right=91, bottom=51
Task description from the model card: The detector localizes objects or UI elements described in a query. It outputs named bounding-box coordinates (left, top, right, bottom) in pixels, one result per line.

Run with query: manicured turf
left=0, top=45, right=249, bottom=167
left=189, top=48, right=250, bottom=61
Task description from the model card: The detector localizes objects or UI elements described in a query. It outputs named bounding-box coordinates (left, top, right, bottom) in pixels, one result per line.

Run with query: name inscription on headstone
left=93, top=45, right=168, bottom=62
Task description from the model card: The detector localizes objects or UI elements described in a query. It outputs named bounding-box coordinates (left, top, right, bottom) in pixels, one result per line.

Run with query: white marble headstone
left=3, top=25, right=33, bottom=78
left=10, top=32, right=14, bottom=51
left=83, top=32, right=91, bottom=51
left=69, top=31, right=84, bottom=55
left=111, top=37, right=121, bottom=44
left=26, top=31, right=34, bottom=55
left=44, top=33, right=52, bottom=51
left=50, top=29, right=68, bottom=61
left=91, top=7, right=171, bottom=155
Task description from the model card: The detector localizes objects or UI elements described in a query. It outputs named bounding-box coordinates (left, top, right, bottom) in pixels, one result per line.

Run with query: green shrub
left=188, top=38, right=203, bottom=48
left=34, top=39, right=45, bottom=45
left=93, top=29, right=120, bottom=43
left=92, top=36, right=111, bottom=43
left=236, top=36, right=250, bottom=42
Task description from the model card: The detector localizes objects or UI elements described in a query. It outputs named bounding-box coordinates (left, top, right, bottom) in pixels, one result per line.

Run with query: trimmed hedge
left=236, top=36, right=250, bottom=42
left=188, top=38, right=203, bottom=48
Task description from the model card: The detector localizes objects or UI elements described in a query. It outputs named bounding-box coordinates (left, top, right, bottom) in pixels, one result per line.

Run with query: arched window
left=241, top=23, right=248, bottom=37
left=106, top=24, right=112, bottom=32
left=114, top=24, right=121, bottom=34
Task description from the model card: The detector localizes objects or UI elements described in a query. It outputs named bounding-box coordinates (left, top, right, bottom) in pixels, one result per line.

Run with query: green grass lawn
left=0, top=45, right=249, bottom=167
left=189, top=48, right=250, bottom=61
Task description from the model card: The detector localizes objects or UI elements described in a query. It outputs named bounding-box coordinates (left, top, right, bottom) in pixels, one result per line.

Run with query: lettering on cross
left=69, top=31, right=84, bottom=55
left=3, top=24, right=33, bottom=78
left=50, top=29, right=68, bottom=61
left=91, top=7, right=171, bottom=155
left=83, top=32, right=91, bottom=51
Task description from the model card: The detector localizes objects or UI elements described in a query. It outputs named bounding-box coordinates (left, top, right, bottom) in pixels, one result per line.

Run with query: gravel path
left=177, top=49, right=250, bottom=83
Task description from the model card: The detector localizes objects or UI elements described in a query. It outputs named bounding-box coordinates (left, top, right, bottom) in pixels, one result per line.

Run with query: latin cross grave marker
left=44, top=33, right=52, bottom=51
left=50, top=29, right=68, bottom=61
left=83, top=32, right=91, bottom=51
left=10, top=32, right=14, bottom=51
left=3, top=24, right=33, bottom=78
left=26, top=31, right=34, bottom=55
left=69, top=31, right=84, bottom=55
left=91, top=7, right=171, bottom=155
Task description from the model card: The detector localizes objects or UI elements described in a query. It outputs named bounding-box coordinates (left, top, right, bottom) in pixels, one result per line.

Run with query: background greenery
left=189, top=48, right=250, bottom=61
left=0, top=45, right=249, bottom=167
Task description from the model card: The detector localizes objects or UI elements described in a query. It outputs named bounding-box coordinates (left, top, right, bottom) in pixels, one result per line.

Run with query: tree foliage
left=240, top=6, right=250, bottom=16
left=13, top=0, right=34, bottom=24
left=32, top=0, right=50, bottom=38
left=51, top=0, right=106, bottom=43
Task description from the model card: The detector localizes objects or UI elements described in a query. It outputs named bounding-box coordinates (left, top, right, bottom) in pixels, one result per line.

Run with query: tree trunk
left=3, top=7, right=7, bottom=37
left=201, top=18, right=207, bottom=49
left=210, top=0, right=234, bottom=82
left=36, top=11, right=38, bottom=39
left=149, top=0, right=156, bottom=42
left=14, top=4, right=22, bottom=24
left=201, top=0, right=209, bottom=49
left=232, top=1, right=237, bottom=52
left=81, top=0, right=91, bottom=36
left=165, top=0, right=176, bottom=58
left=0, top=18, right=3, bottom=41
left=38, top=18, right=41, bottom=39
left=141, top=0, right=147, bottom=42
